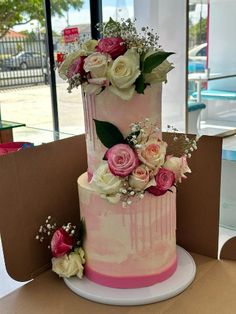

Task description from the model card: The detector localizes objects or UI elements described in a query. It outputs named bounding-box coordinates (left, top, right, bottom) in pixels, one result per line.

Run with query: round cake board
left=64, top=246, right=196, bottom=306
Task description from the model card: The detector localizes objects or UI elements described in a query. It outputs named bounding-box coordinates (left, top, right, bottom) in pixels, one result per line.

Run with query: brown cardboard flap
left=0, top=135, right=87, bottom=281
left=175, top=135, right=222, bottom=258
left=220, top=237, right=236, bottom=260
left=0, top=134, right=222, bottom=282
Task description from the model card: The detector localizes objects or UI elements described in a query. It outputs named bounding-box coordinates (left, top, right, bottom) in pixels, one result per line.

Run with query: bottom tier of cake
left=78, top=173, right=177, bottom=289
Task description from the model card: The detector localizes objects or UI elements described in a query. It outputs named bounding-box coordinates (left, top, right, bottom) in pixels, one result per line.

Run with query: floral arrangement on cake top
left=36, top=217, right=86, bottom=278
left=91, top=119, right=197, bottom=206
left=58, top=18, right=174, bottom=100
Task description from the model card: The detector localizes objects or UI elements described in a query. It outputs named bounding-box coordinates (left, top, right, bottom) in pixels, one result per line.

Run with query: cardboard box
left=1, top=134, right=236, bottom=313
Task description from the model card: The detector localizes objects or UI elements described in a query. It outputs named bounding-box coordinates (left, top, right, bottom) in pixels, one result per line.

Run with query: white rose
left=138, top=138, right=167, bottom=171
left=108, top=49, right=141, bottom=100
left=144, top=50, right=174, bottom=84
left=91, top=163, right=123, bottom=204
left=52, top=252, right=84, bottom=278
left=164, top=156, right=191, bottom=183
left=84, top=52, right=111, bottom=78
left=81, top=39, right=98, bottom=53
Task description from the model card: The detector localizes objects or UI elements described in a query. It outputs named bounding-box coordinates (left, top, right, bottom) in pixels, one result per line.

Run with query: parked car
left=188, top=43, right=207, bottom=62
left=1, top=51, right=46, bottom=70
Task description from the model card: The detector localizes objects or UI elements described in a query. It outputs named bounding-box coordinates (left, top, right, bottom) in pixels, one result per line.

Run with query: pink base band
left=85, top=258, right=177, bottom=289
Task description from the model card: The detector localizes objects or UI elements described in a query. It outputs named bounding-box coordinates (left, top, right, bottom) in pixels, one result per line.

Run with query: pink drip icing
left=122, top=210, right=126, bottom=227
left=149, top=201, right=152, bottom=248
left=130, top=206, right=134, bottom=250
left=91, top=97, right=96, bottom=151
left=165, top=197, right=167, bottom=240
left=160, top=197, right=163, bottom=240
left=155, top=200, right=158, bottom=232
left=141, top=202, right=145, bottom=251
left=85, top=257, right=177, bottom=289
left=134, top=206, right=138, bottom=252
left=169, top=197, right=172, bottom=240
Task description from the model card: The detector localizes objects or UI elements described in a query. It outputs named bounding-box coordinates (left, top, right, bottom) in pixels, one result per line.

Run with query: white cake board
left=64, top=246, right=196, bottom=306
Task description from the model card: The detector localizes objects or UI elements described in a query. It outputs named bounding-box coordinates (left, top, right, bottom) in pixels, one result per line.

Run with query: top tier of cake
left=82, top=84, right=162, bottom=180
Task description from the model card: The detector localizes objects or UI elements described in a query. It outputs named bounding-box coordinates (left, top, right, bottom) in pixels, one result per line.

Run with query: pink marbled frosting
left=82, top=84, right=162, bottom=178
left=78, top=173, right=177, bottom=288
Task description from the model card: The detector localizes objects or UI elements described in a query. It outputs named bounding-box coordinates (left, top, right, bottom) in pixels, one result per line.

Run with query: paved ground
left=0, top=81, right=85, bottom=144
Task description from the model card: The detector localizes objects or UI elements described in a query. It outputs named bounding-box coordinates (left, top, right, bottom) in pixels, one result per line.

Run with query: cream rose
left=164, top=156, right=191, bottom=183
left=129, top=164, right=156, bottom=191
left=145, top=60, right=174, bottom=84
left=91, top=163, right=123, bottom=204
left=138, top=138, right=167, bottom=171
left=108, top=49, right=141, bottom=100
left=52, top=251, right=84, bottom=279
left=81, top=39, right=98, bottom=53
left=83, top=52, right=111, bottom=78
left=144, top=50, right=174, bottom=84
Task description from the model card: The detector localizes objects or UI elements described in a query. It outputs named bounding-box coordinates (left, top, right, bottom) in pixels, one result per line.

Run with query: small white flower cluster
left=61, top=223, right=77, bottom=237
left=119, top=181, right=145, bottom=208
left=127, top=118, right=160, bottom=147
left=35, top=216, right=57, bottom=244
left=166, top=125, right=198, bottom=158
left=98, top=18, right=161, bottom=54
left=184, top=138, right=198, bottom=158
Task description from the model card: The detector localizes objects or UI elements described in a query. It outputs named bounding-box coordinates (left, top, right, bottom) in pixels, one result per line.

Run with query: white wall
left=208, top=0, right=236, bottom=91
left=134, top=0, right=187, bottom=132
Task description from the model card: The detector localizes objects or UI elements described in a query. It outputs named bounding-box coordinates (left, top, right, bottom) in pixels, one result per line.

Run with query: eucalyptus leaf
left=94, top=119, right=125, bottom=148
left=143, top=51, right=174, bottom=73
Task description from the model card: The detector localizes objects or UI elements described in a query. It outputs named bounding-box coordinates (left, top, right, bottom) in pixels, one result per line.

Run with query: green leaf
left=143, top=51, right=175, bottom=73
left=135, top=73, right=146, bottom=94
left=94, top=119, right=125, bottom=148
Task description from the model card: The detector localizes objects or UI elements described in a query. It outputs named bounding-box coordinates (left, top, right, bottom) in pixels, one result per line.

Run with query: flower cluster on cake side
left=91, top=119, right=197, bottom=206
left=36, top=217, right=86, bottom=279
left=58, top=18, right=174, bottom=100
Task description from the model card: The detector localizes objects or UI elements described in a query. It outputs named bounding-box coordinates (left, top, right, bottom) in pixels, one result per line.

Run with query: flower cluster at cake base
left=58, top=18, right=174, bottom=101
left=36, top=216, right=86, bottom=279
left=91, top=119, right=197, bottom=207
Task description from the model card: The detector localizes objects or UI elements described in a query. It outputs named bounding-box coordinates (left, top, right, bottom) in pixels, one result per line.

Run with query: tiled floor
left=1, top=228, right=236, bottom=299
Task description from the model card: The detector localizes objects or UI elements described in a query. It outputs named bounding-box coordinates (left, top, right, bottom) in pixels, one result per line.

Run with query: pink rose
left=96, top=37, right=127, bottom=59
left=147, top=168, right=175, bottom=196
left=106, top=144, right=139, bottom=177
left=51, top=228, right=74, bottom=258
left=67, top=56, right=86, bottom=79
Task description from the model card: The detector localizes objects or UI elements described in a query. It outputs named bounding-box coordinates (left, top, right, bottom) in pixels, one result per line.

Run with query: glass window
left=0, top=3, right=53, bottom=144
left=188, top=0, right=236, bottom=137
